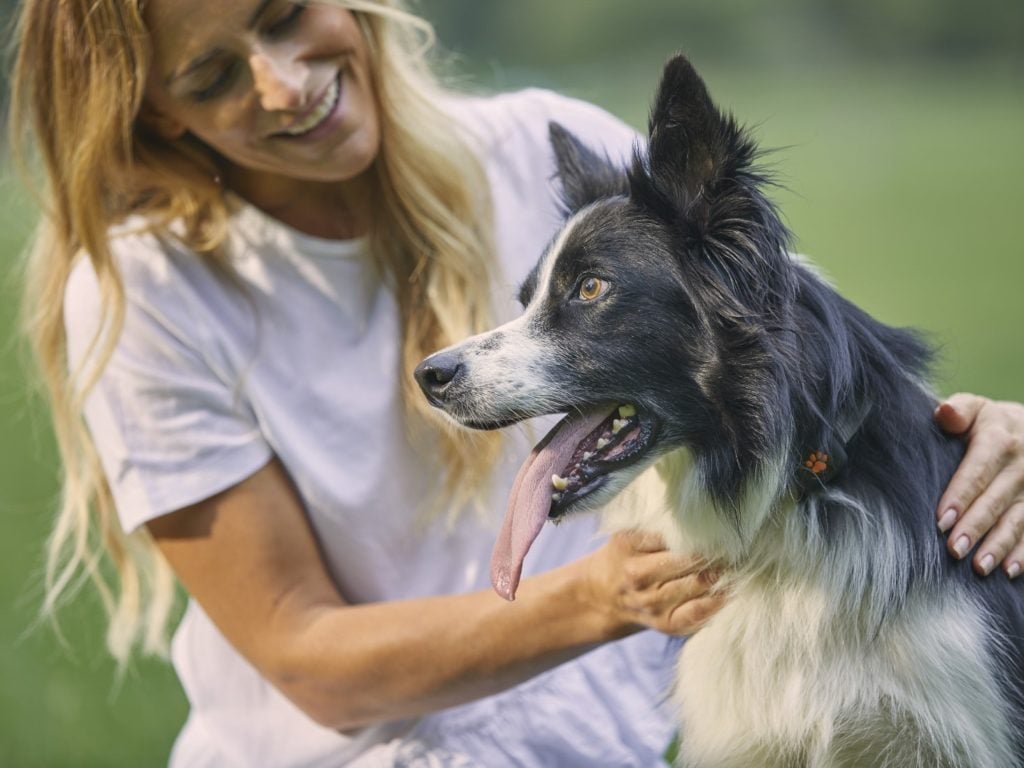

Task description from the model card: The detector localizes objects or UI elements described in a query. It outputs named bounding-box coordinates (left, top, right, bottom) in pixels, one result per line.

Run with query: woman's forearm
left=269, top=557, right=622, bottom=730
left=149, top=461, right=719, bottom=733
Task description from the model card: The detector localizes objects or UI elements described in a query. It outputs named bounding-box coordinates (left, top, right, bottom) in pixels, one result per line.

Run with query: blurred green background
left=1, top=0, right=1022, bottom=765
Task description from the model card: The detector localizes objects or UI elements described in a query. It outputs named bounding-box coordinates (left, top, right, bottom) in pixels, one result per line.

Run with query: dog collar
left=793, top=403, right=871, bottom=495
left=794, top=444, right=845, bottom=494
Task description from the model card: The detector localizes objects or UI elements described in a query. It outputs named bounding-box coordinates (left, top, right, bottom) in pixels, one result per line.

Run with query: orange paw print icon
left=804, top=451, right=829, bottom=475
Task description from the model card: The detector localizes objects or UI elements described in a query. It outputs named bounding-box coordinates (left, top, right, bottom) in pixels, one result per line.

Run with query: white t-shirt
left=65, top=90, right=680, bottom=767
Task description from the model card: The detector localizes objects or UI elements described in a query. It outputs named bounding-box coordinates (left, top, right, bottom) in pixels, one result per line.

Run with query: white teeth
left=551, top=474, right=568, bottom=491
left=612, top=419, right=627, bottom=434
left=618, top=404, right=636, bottom=419
left=551, top=492, right=562, bottom=503
left=596, top=437, right=610, bottom=450
left=582, top=451, right=595, bottom=461
left=282, top=77, right=339, bottom=136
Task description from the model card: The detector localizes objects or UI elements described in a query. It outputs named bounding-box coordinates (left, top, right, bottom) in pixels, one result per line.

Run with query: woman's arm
left=147, top=458, right=721, bottom=731
left=934, top=393, right=1024, bottom=576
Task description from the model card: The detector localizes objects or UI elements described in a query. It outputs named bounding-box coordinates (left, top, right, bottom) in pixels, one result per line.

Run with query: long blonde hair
left=9, top=0, right=501, bottom=662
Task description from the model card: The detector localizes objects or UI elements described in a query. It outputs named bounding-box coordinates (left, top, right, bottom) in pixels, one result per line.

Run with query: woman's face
left=143, top=0, right=381, bottom=188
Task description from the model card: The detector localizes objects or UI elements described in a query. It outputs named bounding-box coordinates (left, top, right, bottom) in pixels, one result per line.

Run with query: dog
left=414, top=55, right=1024, bottom=767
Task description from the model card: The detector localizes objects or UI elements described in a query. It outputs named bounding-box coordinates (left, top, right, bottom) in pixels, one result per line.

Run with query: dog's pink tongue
left=491, top=408, right=611, bottom=601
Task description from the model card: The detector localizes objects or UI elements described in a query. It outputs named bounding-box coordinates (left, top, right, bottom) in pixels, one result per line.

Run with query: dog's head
left=415, top=55, right=794, bottom=598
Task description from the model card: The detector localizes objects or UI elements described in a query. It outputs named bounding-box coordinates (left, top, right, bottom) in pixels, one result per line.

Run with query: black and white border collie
left=415, top=55, right=1024, bottom=767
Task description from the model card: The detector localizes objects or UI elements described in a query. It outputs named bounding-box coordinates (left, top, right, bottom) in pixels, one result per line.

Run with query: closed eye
left=191, top=60, right=240, bottom=102
left=265, top=1, right=306, bottom=37
left=186, top=2, right=307, bottom=102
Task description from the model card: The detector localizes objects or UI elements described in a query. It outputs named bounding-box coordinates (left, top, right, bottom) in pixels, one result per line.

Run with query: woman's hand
left=934, top=393, right=1024, bottom=577
left=580, top=531, right=725, bottom=637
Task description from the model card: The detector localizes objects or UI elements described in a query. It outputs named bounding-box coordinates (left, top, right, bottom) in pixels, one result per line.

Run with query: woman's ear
left=138, top=102, right=187, bottom=140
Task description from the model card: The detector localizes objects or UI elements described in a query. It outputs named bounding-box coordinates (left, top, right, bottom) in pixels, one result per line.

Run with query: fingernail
left=937, top=508, right=958, bottom=532
left=953, top=535, right=972, bottom=558
left=1008, top=562, right=1021, bottom=579
left=979, top=553, right=995, bottom=575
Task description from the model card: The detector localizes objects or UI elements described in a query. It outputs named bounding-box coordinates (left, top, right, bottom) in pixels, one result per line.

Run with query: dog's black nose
left=414, top=352, right=463, bottom=407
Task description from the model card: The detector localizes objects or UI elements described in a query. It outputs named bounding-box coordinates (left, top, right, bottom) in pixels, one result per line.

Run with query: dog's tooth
left=596, top=437, right=610, bottom=450
left=618, top=404, right=636, bottom=419
left=612, top=419, right=628, bottom=434
left=551, top=474, right=568, bottom=491
left=582, top=451, right=595, bottom=461
left=551, top=492, right=562, bottom=503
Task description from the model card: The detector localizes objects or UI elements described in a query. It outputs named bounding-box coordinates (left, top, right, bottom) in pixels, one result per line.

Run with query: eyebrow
left=246, top=0, right=278, bottom=27
left=164, top=0, right=278, bottom=86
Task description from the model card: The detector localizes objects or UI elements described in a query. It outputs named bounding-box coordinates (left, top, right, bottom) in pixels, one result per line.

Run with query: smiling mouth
left=275, top=74, right=341, bottom=138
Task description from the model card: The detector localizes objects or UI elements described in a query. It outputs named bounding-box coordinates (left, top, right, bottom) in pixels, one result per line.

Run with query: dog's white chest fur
left=602, top=458, right=1015, bottom=768
left=673, top=582, right=1011, bottom=767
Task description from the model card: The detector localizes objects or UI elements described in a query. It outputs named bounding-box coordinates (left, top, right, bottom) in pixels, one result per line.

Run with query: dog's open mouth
left=547, top=404, right=658, bottom=515
left=491, top=403, right=659, bottom=600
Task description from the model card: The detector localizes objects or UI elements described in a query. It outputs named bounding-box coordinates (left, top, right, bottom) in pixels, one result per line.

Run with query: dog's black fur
left=417, top=55, right=1024, bottom=765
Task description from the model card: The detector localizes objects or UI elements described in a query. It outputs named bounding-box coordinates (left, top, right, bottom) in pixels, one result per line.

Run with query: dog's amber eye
left=578, top=276, right=607, bottom=301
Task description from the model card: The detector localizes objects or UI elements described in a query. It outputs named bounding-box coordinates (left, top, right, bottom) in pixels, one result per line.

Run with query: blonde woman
left=10, top=0, right=1024, bottom=765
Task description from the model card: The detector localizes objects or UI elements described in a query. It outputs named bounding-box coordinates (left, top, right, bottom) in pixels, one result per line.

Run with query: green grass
left=0, top=65, right=1021, bottom=765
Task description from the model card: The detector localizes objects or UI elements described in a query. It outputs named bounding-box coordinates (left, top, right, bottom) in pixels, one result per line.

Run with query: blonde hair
left=9, top=0, right=501, bottom=662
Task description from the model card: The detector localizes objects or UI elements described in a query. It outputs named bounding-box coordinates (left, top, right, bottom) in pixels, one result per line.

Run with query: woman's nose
left=249, top=49, right=310, bottom=111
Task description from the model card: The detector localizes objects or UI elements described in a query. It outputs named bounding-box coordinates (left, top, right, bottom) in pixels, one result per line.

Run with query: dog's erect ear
left=549, top=122, right=630, bottom=213
left=632, top=54, right=744, bottom=219
left=632, top=55, right=793, bottom=314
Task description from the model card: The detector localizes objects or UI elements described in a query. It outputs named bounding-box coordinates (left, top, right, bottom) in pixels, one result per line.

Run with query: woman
left=10, top=0, right=1024, bottom=765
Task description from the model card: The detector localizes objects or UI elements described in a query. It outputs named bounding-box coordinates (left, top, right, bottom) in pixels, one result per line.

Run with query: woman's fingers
left=958, top=499, right=1024, bottom=577
left=935, top=395, right=1024, bottom=575
left=933, top=393, right=987, bottom=436
left=618, top=548, right=708, bottom=588
left=598, top=531, right=725, bottom=636
left=665, top=593, right=728, bottom=636
left=1001, top=507, right=1024, bottom=579
left=936, top=421, right=1011, bottom=536
left=945, top=455, right=1017, bottom=559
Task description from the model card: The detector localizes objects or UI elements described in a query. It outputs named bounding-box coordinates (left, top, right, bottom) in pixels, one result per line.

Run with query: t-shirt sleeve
left=523, top=88, right=641, bottom=168
left=454, top=87, right=641, bottom=191
left=458, top=88, right=643, bottom=303
left=64, top=240, right=272, bottom=532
